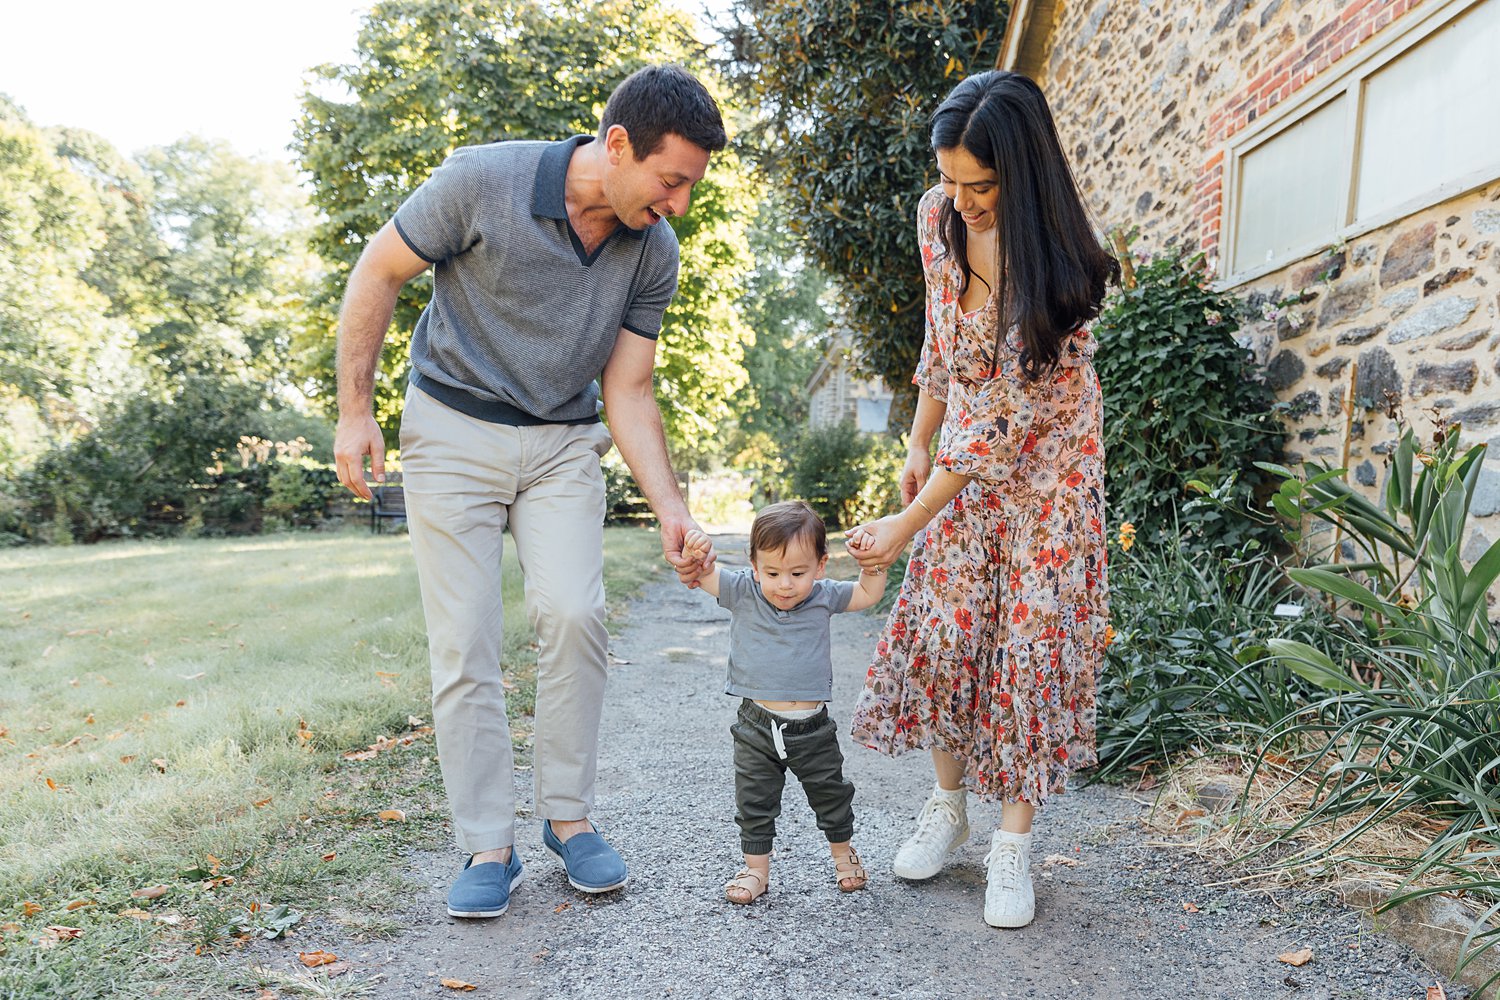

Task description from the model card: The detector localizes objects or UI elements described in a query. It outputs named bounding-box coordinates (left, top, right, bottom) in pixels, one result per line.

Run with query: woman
left=844, top=70, right=1116, bottom=929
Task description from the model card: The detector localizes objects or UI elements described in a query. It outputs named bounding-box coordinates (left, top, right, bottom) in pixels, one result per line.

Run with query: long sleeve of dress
left=911, top=187, right=951, bottom=403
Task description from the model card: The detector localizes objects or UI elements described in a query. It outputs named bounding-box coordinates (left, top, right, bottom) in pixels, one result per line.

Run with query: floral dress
left=849, top=185, right=1109, bottom=806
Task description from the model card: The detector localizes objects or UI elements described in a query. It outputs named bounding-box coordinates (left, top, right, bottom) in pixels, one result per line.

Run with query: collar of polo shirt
left=531, top=134, right=644, bottom=239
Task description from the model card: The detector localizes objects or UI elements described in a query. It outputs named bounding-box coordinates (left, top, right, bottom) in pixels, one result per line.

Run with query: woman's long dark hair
left=931, top=71, right=1118, bottom=381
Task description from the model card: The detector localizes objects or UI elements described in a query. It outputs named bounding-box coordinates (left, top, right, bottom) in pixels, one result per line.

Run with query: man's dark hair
left=749, top=500, right=827, bottom=562
left=600, top=64, right=727, bottom=159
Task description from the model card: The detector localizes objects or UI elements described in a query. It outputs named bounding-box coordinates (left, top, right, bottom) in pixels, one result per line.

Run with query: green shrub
left=263, top=459, right=340, bottom=529
left=787, top=422, right=904, bottom=529
left=1095, top=535, right=1331, bottom=780
left=1093, top=251, right=1284, bottom=552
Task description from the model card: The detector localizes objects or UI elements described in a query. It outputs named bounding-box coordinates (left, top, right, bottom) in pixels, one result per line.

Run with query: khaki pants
left=400, top=387, right=613, bottom=853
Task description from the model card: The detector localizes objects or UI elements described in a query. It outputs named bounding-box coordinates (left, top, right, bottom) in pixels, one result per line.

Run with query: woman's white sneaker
left=983, top=829, right=1035, bottom=928
left=891, top=785, right=970, bottom=880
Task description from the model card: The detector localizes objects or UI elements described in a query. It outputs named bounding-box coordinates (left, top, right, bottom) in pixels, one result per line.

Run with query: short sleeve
left=912, top=186, right=950, bottom=402
left=392, top=147, right=485, bottom=265
left=818, top=579, right=857, bottom=614
left=621, top=223, right=681, bottom=340
left=715, top=567, right=754, bottom=611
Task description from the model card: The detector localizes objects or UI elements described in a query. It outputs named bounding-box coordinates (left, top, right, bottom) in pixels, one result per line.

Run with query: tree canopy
left=294, top=0, right=757, bottom=455
left=724, top=0, right=1008, bottom=426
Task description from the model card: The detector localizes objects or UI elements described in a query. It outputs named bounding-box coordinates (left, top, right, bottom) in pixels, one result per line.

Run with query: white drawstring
left=771, top=720, right=789, bottom=760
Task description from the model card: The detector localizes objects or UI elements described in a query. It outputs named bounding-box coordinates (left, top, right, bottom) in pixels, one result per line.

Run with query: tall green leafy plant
left=1249, top=423, right=1500, bottom=991
left=1092, top=252, right=1284, bottom=551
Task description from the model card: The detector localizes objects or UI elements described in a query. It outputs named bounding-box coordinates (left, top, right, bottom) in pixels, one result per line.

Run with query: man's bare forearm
left=336, top=271, right=402, bottom=417
left=604, top=386, right=690, bottom=522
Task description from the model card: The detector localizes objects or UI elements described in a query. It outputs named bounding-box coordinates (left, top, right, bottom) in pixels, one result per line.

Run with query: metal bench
left=369, top=479, right=407, bottom=533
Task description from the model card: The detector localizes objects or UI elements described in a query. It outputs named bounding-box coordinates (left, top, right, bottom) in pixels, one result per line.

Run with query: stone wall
left=1024, top=0, right=1500, bottom=577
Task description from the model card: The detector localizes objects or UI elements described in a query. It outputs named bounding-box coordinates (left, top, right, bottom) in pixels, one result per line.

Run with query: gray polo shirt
left=393, top=135, right=680, bottom=425
left=716, top=568, right=857, bottom=702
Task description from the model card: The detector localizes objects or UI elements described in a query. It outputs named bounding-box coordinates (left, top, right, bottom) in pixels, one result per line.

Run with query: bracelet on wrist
left=914, top=496, right=937, bottom=518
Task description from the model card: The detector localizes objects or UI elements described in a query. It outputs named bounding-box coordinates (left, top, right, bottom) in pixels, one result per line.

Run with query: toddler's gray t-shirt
left=716, top=568, right=856, bottom=702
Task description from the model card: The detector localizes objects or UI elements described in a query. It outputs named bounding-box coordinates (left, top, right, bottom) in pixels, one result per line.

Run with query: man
left=332, top=65, right=723, bottom=919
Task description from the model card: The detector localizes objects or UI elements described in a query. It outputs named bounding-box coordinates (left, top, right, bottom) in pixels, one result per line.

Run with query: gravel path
left=310, top=543, right=1466, bottom=1000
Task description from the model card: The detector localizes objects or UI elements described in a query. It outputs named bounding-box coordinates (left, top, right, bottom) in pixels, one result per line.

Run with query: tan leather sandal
left=724, top=867, right=770, bottom=905
left=834, top=848, right=868, bottom=893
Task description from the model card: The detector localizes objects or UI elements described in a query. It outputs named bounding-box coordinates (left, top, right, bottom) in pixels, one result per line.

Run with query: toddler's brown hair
left=749, top=500, right=827, bottom=562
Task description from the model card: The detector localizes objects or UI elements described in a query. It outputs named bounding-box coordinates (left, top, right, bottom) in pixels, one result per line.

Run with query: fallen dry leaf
left=21, top=902, right=40, bottom=917
left=1183, top=901, right=1200, bottom=913
left=118, top=908, right=152, bottom=920
left=321, top=852, right=337, bottom=862
left=377, top=809, right=406, bottom=822
left=1175, top=807, right=1207, bottom=826
left=1278, top=948, right=1314, bottom=967
left=130, top=885, right=168, bottom=901
left=1042, top=854, right=1080, bottom=868
left=253, top=797, right=272, bottom=808
left=297, top=950, right=338, bottom=968
left=45, top=925, right=83, bottom=940
left=63, top=900, right=94, bottom=912
left=255, top=990, right=277, bottom=1000
left=119, top=755, right=136, bottom=764
left=1427, top=987, right=1447, bottom=1000
left=44, top=778, right=58, bottom=792
left=553, top=902, right=571, bottom=914
left=150, top=758, right=167, bottom=772
left=440, top=979, right=478, bottom=991
left=83, top=714, right=94, bottom=725
left=323, top=961, right=353, bottom=977
left=174, top=699, right=186, bottom=708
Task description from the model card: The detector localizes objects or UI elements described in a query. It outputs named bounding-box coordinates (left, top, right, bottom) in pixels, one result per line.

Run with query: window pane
left=1234, top=96, right=1348, bottom=272
left=1358, top=0, right=1500, bottom=219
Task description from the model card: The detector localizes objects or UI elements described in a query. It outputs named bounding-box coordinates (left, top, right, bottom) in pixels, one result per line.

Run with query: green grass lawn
left=0, top=525, right=663, bottom=998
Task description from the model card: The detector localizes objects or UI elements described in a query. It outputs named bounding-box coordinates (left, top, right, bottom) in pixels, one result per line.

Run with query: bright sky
left=0, top=1, right=731, bottom=163
left=0, top=2, right=372, bottom=161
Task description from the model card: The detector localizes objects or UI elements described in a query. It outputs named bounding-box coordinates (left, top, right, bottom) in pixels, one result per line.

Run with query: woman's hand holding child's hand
left=844, top=516, right=914, bottom=573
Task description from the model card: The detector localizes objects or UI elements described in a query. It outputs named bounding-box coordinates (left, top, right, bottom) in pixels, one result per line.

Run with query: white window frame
left=1219, top=0, right=1500, bottom=286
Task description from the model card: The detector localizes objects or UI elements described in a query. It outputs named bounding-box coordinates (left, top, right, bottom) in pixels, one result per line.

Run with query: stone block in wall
left=1355, top=460, right=1377, bottom=487
left=1266, top=349, right=1305, bottom=392
left=1381, top=288, right=1418, bottom=316
left=1318, top=274, right=1372, bottom=327
left=1455, top=402, right=1500, bottom=430
left=1294, top=251, right=1345, bottom=290
left=1438, top=327, right=1489, bottom=351
left=1464, top=529, right=1493, bottom=564
left=1476, top=209, right=1500, bottom=235
left=1354, top=347, right=1401, bottom=408
left=1336, top=324, right=1384, bottom=346
left=1474, top=469, right=1500, bottom=519
left=1387, top=297, right=1479, bottom=346
left=1409, top=361, right=1478, bottom=397
left=1287, top=389, right=1321, bottom=417
left=1381, top=222, right=1437, bottom=287
left=1315, top=357, right=1350, bottom=379
left=1424, top=268, right=1474, bottom=296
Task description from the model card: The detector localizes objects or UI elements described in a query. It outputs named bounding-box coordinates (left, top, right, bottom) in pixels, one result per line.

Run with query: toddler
left=682, top=500, right=887, bottom=904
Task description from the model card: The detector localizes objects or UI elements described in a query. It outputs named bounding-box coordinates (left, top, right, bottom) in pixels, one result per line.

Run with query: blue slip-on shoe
left=542, top=820, right=628, bottom=893
left=447, top=849, right=524, bottom=918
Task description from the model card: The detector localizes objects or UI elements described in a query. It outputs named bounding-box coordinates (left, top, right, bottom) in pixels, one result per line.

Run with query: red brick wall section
left=1198, top=0, right=1435, bottom=261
